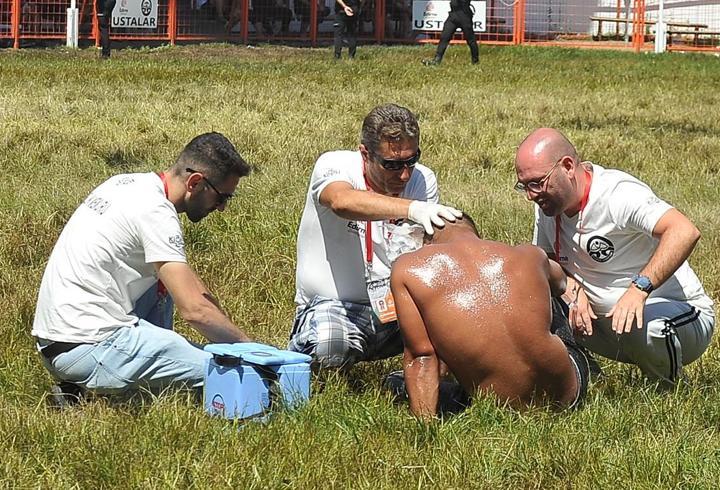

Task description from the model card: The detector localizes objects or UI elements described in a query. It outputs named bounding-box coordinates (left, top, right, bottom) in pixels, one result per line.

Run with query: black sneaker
left=383, top=370, right=470, bottom=415
left=48, top=382, right=84, bottom=409
left=383, top=370, right=407, bottom=401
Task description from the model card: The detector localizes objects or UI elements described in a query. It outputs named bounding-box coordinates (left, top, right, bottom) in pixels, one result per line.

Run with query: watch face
left=632, top=275, right=653, bottom=292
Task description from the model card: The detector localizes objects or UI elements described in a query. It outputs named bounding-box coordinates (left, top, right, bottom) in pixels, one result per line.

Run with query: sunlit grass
left=1, top=43, right=719, bottom=487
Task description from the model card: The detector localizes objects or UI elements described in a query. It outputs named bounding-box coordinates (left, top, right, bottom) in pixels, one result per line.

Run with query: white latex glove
left=407, top=201, right=463, bottom=235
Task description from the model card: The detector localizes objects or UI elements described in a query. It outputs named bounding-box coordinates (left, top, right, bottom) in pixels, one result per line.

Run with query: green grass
left=1, top=43, right=720, bottom=488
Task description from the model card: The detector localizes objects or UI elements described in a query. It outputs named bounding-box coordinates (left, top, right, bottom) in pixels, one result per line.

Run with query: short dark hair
left=172, top=132, right=251, bottom=182
left=360, top=104, right=420, bottom=156
left=425, top=212, right=479, bottom=243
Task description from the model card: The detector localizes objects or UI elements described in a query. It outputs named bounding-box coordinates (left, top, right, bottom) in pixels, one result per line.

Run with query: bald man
left=390, top=215, right=590, bottom=418
left=514, top=128, right=714, bottom=386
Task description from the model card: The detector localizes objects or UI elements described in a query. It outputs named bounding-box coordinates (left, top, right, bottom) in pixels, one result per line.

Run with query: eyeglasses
left=374, top=149, right=422, bottom=171
left=186, top=167, right=234, bottom=205
left=514, top=158, right=562, bottom=194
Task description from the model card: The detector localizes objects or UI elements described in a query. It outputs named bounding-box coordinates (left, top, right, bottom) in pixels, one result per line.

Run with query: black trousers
left=96, top=0, right=116, bottom=57
left=435, top=10, right=479, bottom=62
left=334, top=12, right=359, bottom=58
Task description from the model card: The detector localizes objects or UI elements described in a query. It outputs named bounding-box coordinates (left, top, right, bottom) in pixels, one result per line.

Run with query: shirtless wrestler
left=389, top=214, right=590, bottom=418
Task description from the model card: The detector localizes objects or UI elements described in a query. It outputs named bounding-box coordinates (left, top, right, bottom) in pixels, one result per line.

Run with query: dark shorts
left=563, top=339, right=590, bottom=410
left=551, top=297, right=589, bottom=409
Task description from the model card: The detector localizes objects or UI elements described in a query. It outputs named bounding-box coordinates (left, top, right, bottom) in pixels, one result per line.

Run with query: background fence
left=1, top=0, right=719, bottom=51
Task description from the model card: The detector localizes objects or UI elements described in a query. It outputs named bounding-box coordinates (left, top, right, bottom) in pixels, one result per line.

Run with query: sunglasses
left=514, top=158, right=562, bottom=194
left=186, top=167, right=234, bottom=205
left=373, top=149, right=422, bottom=171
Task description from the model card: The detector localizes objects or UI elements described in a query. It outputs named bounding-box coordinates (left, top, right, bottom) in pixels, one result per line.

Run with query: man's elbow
left=327, top=195, right=353, bottom=217
left=176, top=301, right=213, bottom=327
left=688, top=224, right=701, bottom=247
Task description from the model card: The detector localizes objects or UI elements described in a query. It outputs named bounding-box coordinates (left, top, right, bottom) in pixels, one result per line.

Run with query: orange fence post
left=513, top=0, right=525, bottom=45
left=11, top=0, right=20, bottom=49
left=632, top=0, right=645, bottom=52
left=92, top=0, right=100, bottom=48
left=241, top=0, right=249, bottom=44
left=168, top=0, right=177, bottom=45
left=376, top=0, right=385, bottom=44
left=310, top=0, right=317, bottom=47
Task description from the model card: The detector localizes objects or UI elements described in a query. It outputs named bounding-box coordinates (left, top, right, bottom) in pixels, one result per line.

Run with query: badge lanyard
left=362, top=165, right=397, bottom=323
left=554, top=167, right=593, bottom=261
left=155, top=172, right=169, bottom=300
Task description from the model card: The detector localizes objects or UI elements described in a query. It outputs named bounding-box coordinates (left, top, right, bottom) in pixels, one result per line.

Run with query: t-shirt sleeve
left=609, top=179, right=673, bottom=235
left=135, top=201, right=187, bottom=264
left=423, top=169, right=439, bottom=204
left=404, top=165, right=439, bottom=203
left=532, top=206, right=553, bottom=254
left=309, top=152, right=356, bottom=205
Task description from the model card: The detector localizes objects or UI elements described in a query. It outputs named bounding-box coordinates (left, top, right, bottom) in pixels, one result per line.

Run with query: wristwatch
left=631, top=274, right=654, bottom=294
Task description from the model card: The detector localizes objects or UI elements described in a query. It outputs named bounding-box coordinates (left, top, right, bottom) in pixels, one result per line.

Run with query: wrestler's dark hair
left=360, top=103, right=420, bottom=156
left=171, top=132, right=251, bottom=182
left=424, top=212, right=479, bottom=243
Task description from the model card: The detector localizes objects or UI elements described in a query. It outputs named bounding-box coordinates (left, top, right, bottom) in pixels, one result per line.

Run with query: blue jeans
left=38, top=283, right=212, bottom=394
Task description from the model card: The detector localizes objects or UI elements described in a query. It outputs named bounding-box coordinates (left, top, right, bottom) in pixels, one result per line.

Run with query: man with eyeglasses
left=32, top=132, right=253, bottom=405
left=289, top=103, right=462, bottom=371
left=514, top=128, right=714, bottom=386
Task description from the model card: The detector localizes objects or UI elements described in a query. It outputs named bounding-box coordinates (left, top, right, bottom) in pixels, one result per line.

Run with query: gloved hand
left=407, top=201, right=463, bottom=235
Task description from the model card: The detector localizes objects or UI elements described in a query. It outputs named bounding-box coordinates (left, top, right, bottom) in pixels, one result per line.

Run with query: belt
left=40, top=341, right=88, bottom=361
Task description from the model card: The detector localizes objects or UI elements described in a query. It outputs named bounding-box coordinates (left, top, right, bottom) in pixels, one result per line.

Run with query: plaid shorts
left=287, top=296, right=403, bottom=370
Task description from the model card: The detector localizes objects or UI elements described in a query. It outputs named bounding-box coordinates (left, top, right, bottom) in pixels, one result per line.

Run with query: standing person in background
left=288, top=103, right=462, bottom=371
left=422, top=0, right=478, bottom=66
left=96, top=0, right=116, bottom=59
left=333, top=0, right=362, bottom=59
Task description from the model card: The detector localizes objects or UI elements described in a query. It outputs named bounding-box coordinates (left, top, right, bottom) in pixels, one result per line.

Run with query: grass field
left=1, top=43, right=720, bottom=488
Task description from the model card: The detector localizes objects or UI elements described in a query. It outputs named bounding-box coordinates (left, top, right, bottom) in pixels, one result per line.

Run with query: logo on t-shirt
left=347, top=221, right=361, bottom=235
left=116, top=176, right=135, bottom=185
left=169, top=234, right=185, bottom=251
left=586, top=236, right=614, bottom=262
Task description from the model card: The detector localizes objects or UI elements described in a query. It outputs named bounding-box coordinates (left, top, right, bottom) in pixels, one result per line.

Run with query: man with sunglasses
left=32, top=132, right=253, bottom=404
left=514, top=128, right=714, bottom=386
left=289, top=103, right=462, bottom=371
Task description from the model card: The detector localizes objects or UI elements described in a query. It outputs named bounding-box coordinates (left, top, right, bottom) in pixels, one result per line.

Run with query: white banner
left=413, top=1, right=487, bottom=32
left=112, top=0, right=158, bottom=29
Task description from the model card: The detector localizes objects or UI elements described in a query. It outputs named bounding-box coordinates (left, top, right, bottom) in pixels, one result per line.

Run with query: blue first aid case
left=203, top=343, right=312, bottom=419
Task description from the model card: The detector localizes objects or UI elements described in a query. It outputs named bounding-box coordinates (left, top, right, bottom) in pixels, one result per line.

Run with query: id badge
left=366, top=276, right=397, bottom=324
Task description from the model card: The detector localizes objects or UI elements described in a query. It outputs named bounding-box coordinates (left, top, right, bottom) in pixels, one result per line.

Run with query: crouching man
left=32, top=132, right=252, bottom=403
left=390, top=214, right=589, bottom=418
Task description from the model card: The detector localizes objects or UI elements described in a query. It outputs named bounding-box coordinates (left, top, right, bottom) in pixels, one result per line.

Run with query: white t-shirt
left=533, top=164, right=714, bottom=317
left=295, top=150, right=439, bottom=306
left=32, top=172, right=187, bottom=343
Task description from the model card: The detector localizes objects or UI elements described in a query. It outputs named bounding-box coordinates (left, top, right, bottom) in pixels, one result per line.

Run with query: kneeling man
left=390, top=215, right=589, bottom=418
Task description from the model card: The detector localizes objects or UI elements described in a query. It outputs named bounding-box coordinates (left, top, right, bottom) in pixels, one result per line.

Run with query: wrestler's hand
left=606, top=286, right=648, bottom=334
left=568, top=287, right=597, bottom=335
left=407, top=201, right=463, bottom=235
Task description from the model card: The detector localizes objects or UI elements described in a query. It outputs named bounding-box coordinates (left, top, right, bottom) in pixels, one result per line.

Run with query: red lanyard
left=554, top=168, right=593, bottom=260
left=156, top=172, right=169, bottom=298
left=363, top=167, right=375, bottom=265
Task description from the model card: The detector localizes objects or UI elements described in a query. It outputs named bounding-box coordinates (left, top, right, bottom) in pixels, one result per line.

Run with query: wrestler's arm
left=390, top=265, right=439, bottom=419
